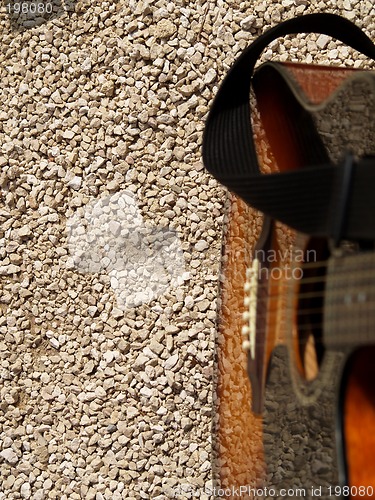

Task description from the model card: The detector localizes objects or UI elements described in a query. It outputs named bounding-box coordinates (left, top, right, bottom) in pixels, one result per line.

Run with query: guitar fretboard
left=324, top=251, right=375, bottom=347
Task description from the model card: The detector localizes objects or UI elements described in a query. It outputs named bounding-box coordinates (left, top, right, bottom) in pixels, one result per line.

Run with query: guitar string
left=246, top=263, right=375, bottom=286
left=243, top=246, right=375, bottom=268
left=244, top=309, right=375, bottom=331
left=222, top=251, right=375, bottom=344
left=252, top=283, right=373, bottom=301
left=233, top=268, right=375, bottom=346
left=240, top=288, right=375, bottom=320
left=241, top=298, right=375, bottom=322
left=274, top=258, right=371, bottom=270
left=220, top=326, right=374, bottom=347
left=221, top=286, right=375, bottom=346
left=231, top=308, right=375, bottom=347
left=255, top=304, right=371, bottom=318
left=237, top=292, right=375, bottom=345
left=239, top=264, right=375, bottom=303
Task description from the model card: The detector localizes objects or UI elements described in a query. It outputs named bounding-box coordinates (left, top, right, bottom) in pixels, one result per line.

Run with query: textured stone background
left=0, top=0, right=374, bottom=499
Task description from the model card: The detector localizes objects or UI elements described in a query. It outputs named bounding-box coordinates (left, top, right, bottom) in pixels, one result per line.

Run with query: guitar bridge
left=242, top=258, right=259, bottom=359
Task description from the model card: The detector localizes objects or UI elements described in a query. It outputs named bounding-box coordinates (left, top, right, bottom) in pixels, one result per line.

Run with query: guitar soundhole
left=296, top=238, right=329, bottom=380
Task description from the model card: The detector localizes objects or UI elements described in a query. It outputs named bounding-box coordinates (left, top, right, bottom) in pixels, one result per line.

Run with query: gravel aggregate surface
left=0, top=0, right=374, bottom=499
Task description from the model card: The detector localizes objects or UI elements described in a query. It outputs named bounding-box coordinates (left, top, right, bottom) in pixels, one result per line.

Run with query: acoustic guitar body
left=213, top=62, right=375, bottom=499
left=264, top=341, right=375, bottom=498
left=257, top=217, right=375, bottom=499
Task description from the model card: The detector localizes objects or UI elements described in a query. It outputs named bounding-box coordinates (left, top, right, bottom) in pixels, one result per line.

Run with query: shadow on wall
left=3, top=0, right=77, bottom=31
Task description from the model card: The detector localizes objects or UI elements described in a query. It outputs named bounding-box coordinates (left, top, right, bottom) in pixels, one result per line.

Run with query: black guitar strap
left=202, top=13, right=375, bottom=241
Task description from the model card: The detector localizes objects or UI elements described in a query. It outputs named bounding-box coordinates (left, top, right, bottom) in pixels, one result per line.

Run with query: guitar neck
left=324, top=251, right=375, bottom=348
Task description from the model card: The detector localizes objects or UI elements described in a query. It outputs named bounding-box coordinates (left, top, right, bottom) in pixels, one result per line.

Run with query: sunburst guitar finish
left=213, top=63, right=375, bottom=499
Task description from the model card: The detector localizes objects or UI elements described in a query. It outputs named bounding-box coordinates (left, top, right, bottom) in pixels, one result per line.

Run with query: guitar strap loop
left=202, top=13, right=375, bottom=241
